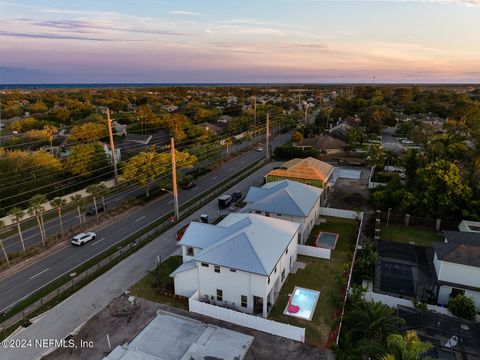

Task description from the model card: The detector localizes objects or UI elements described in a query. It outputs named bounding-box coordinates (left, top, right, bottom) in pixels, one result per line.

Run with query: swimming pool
left=316, top=232, right=339, bottom=249
left=283, top=286, right=320, bottom=321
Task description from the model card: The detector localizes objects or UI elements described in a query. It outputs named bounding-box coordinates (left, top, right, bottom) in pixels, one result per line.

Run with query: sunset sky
left=1, top=0, right=479, bottom=84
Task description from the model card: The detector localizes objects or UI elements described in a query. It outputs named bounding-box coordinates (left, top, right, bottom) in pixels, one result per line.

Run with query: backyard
left=269, top=217, right=359, bottom=346
left=380, top=224, right=443, bottom=247
left=129, top=255, right=188, bottom=310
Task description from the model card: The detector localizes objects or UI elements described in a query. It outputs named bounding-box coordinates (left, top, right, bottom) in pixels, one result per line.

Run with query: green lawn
left=129, top=255, right=188, bottom=310
left=380, top=224, right=443, bottom=247
left=269, top=217, right=358, bottom=346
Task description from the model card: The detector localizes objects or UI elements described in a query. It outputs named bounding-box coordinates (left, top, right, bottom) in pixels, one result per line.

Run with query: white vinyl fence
left=297, top=244, right=331, bottom=259
left=319, top=207, right=361, bottom=220
left=189, top=296, right=305, bottom=342
left=364, top=291, right=457, bottom=317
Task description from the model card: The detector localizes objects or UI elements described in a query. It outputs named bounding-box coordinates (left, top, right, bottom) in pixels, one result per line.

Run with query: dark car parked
left=86, top=203, right=107, bottom=215
left=231, top=191, right=242, bottom=202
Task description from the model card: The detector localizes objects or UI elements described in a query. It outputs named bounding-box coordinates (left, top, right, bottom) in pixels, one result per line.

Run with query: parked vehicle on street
left=182, top=181, right=196, bottom=190
left=176, top=224, right=189, bottom=241
left=256, top=146, right=264, bottom=152
left=218, top=195, right=232, bottom=208
left=71, top=232, right=96, bottom=246
left=86, top=203, right=107, bottom=215
left=231, top=191, right=242, bottom=202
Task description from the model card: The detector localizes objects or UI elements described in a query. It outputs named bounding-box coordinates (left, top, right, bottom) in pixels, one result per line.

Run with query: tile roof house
left=432, top=231, right=480, bottom=311
left=244, top=180, right=322, bottom=243
left=295, top=135, right=347, bottom=153
left=170, top=213, right=301, bottom=317
left=265, top=157, right=334, bottom=190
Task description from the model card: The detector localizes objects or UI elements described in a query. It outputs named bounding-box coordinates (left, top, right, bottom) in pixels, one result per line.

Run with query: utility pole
left=107, top=109, right=119, bottom=185
left=171, top=137, right=180, bottom=221
left=253, top=95, right=257, bottom=143
left=266, top=113, right=270, bottom=162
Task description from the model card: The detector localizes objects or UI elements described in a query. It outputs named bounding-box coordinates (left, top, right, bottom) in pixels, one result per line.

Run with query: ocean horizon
left=1, top=82, right=478, bottom=90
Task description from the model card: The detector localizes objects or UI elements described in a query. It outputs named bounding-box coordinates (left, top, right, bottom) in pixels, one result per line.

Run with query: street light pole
left=107, top=109, right=119, bottom=185
left=387, top=207, right=392, bottom=228
left=170, top=137, right=180, bottom=221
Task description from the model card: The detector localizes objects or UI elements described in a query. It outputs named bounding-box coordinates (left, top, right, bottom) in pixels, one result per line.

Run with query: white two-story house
left=244, top=180, right=322, bottom=244
left=433, top=231, right=480, bottom=310
left=170, top=213, right=301, bottom=317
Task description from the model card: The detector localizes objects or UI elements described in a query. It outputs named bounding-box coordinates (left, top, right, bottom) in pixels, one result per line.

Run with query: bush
left=448, top=295, right=477, bottom=320
left=273, top=145, right=318, bottom=161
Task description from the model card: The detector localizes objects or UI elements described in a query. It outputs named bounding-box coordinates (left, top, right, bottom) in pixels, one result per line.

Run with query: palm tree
left=28, top=194, right=48, bottom=248
left=70, top=194, right=85, bottom=228
left=43, top=124, right=57, bottom=154
left=8, top=207, right=26, bottom=252
left=96, top=183, right=108, bottom=210
left=224, top=137, right=233, bottom=158
left=344, top=301, right=405, bottom=345
left=380, top=330, right=433, bottom=360
left=86, top=184, right=101, bottom=223
left=50, top=197, right=67, bottom=237
left=0, top=221, right=10, bottom=266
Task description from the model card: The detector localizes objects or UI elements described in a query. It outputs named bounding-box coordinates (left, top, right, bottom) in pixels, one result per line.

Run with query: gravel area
left=43, top=294, right=334, bottom=360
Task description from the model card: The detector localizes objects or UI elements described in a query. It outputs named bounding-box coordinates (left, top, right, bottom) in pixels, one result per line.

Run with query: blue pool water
left=283, top=287, right=320, bottom=321
left=316, top=232, right=339, bottom=249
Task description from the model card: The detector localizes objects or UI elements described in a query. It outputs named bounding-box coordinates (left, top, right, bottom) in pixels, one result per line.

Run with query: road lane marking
left=168, top=200, right=174, bottom=204
left=228, top=167, right=233, bottom=171
left=241, top=160, right=245, bottom=164
left=91, top=237, right=106, bottom=246
left=135, top=216, right=146, bottom=222
left=29, top=268, right=50, bottom=280
left=212, top=176, right=218, bottom=180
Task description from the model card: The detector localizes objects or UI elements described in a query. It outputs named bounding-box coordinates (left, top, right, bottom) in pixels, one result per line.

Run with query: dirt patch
left=328, top=167, right=371, bottom=211
left=43, top=294, right=334, bottom=360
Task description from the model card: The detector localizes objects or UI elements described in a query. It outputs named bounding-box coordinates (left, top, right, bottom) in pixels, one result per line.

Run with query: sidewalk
left=0, top=162, right=280, bottom=360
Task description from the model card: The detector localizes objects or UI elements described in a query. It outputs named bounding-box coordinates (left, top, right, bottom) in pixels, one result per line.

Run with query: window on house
left=265, top=212, right=270, bottom=217
left=285, top=247, right=288, bottom=255
left=450, top=288, right=465, bottom=298
left=281, top=269, right=285, bottom=281
left=241, top=295, right=247, bottom=308
left=214, top=265, right=220, bottom=273
left=255, top=210, right=261, bottom=214
left=268, top=276, right=271, bottom=284
left=216, top=289, right=223, bottom=302
left=186, top=247, right=194, bottom=256
left=277, top=214, right=282, bottom=216
left=230, top=268, right=236, bottom=272
left=201, top=263, right=209, bottom=267
left=298, top=233, right=301, bottom=243
left=274, top=266, right=277, bottom=273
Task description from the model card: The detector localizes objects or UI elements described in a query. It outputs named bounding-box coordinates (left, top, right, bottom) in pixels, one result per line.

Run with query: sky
left=0, top=0, right=479, bottom=84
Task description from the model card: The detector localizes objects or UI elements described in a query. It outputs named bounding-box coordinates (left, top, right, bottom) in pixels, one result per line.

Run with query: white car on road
left=71, top=232, right=96, bottom=246
left=401, top=139, right=414, bottom=145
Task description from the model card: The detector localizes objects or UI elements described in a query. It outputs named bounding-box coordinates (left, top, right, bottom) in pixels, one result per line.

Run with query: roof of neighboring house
left=434, top=231, right=480, bottom=267
left=339, top=116, right=361, bottom=127
left=177, top=214, right=300, bottom=276
left=267, top=157, right=334, bottom=183
left=197, top=122, right=222, bottom=133
left=245, top=180, right=322, bottom=217
left=298, top=135, right=347, bottom=150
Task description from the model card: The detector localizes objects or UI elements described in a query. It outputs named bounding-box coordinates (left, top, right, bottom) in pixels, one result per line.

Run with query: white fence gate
left=319, top=207, right=361, bottom=220
left=189, top=297, right=305, bottom=342
left=297, top=244, right=331, bottom=259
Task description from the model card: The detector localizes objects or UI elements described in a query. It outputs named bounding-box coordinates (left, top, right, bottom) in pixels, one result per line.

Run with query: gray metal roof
left=179, top=213, right=300, bottom=276
left=434, top=231, right=480, bottom=267
left=170, top=260, right=196, bottom=276
left=244, top=180, right=322, bottom=217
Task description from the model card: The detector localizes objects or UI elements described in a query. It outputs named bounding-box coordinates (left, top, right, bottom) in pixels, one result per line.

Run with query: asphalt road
left=0, top=160, right=284, bottom=360
left=1, top=135, right=264, bottom=255
left=380, top=126, right=404, bottom=153
left=0, top=131, right=291, bottom=314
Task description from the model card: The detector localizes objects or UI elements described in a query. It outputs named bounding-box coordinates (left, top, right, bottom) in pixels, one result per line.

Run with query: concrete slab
left=103, top=312, right=253, bottom=360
